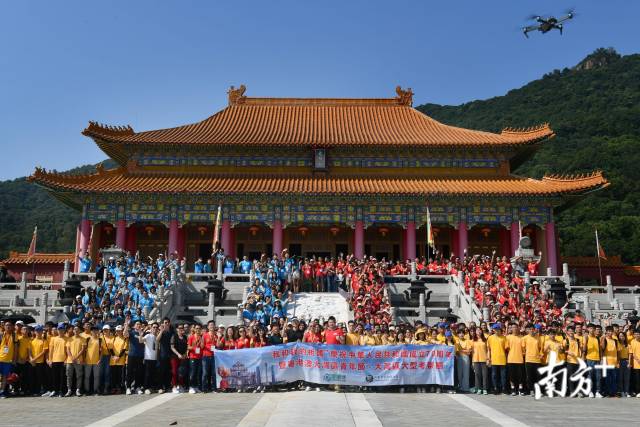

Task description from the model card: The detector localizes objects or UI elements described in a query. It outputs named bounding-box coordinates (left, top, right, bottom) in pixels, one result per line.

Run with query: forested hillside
left=418, top=48, right=640, bottom=263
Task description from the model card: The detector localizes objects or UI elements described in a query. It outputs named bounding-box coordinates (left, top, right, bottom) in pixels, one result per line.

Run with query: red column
left=168, top=219, right=179, bottom=256
left=221, top=220, right=232, bottom=255
left=177, top=226, right=186, bottom=259
left=406, top=221, right=416, bottom=261
left=510, top=222, right=520, bottom=255
left=272, top=220, right=283, bottom=256
left=545, top=222, right=558, bottom=275
left=116, top=219, right=126, bottom=250
left=499, top=227, right=511, bottom=257
left=354, top=221, right=364, bottom=259
left=79, top=219, right=91, bottom=256
left=457, top=222, right=468, bottom=259
left=125, top=225, right=137, bottom=253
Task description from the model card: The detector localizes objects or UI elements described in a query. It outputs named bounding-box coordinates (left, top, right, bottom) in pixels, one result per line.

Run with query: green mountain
left=0, top=160, right=117, bottom=259
left=417, top=48, right=640, bottom=263
left=1, top=48, right=639, bottom=262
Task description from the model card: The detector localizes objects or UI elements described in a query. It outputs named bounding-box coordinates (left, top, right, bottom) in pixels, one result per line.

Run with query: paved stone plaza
left=0, top=391, right=638, bottom=427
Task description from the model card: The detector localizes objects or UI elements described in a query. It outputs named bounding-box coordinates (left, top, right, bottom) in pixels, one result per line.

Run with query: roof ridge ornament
left=84, top=121, right=134, bottom=137
left=395, top=86, right=413, bottom=106
left=228, top=85, right=247, bottom=106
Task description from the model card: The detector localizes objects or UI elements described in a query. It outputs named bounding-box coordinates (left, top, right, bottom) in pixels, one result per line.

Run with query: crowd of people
left=72, top=250, right=182, bottom=326
left=2, top=250, right=639, bottom=399
left=1, top=314, right=640, bottom=398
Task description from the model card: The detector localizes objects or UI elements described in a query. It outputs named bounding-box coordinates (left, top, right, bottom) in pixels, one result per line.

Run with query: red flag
left=27, top=226, right=37, bottom=257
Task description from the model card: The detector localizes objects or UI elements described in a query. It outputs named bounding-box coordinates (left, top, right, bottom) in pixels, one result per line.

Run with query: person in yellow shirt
left=65, top=325, right=85, bottom=397
left=373, top=326, right=384, bottom=346
left=506, top=323, right=525, bottom=396
left=471, top=327, right=488, bottom=395
left=0, top=321, right=18, bottom=398
left=345, top=322, right=360, bottom=346
left=110, top=325, right=128, bottom=393
left=29, top=325, right=48, bottom=396
left=80, top=322, right=92, bottom=340
left=564, top=326, right=582, bottom=396
left=487, top=324, right=507, bottom=394
left=522, top=324, right=543, bottom=395
left=543, top=329, right=565, bottom=367
left=601, top=326, right=618, bottom=397
left=617, top=332, right=630, bottom=397
left=48, top=324, right=69, bottom=397
left=412, top=329, right=429, bottom=345
left=429, top=329, right=440, bottom=345
left=84, top=326, right=101, bottom=395
left=359, top=325, right=377, bottom=346
left=15, top=325, right=32, bottom=395
left=455, top=328, right=472, bottom=392
left=629, top=329, right=640, bottom=396
left=584, top=324, right=604, bottom=397
left=435, top=324, right=447, bottom=344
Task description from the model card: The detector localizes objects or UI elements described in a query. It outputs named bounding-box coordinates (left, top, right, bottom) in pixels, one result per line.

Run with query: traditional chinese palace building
left=29, top=86, right=608, bottom=274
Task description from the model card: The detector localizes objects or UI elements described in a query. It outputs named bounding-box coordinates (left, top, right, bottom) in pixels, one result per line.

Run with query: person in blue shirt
left=224, top=257, right=235, bottom=274
left=138, top=290, right=154, bottom=312
left=254, top=303, right=267, bottom=325
left=123, top=321, right=145, bottom=394
left=242, top=303, right=255, bottom=324
left=78, top=251, right=92, bottom=272
left=239, top=256, right=252, bottom=274
left=156, top=253, right=166, bottom=270
left=131, top=307, right=145, bottom=323
left=194, top=257, right=204, bottom=274
left=203, top=260, right=213, bottom=273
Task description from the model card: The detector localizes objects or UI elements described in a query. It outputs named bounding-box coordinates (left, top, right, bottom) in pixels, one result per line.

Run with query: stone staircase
left=386, top=274, right=452, bottom=326
left=176, top=273, right=251, bottom=326
left=287, top=291, right=352, bottom=324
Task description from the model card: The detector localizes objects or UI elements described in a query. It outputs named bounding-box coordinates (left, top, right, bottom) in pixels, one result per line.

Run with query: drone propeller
left=525, top=14, right=543, bottom=21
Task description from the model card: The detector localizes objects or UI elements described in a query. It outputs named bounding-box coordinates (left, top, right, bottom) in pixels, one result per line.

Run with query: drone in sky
left=522, top=10, right=575, bottom=38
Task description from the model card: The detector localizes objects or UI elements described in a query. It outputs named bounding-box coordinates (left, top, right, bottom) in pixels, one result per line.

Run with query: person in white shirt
left=139, top=322, right=159, bottom=394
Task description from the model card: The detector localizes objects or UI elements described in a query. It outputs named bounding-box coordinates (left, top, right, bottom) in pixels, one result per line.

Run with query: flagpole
left=596, top=229, right=604, bottom=286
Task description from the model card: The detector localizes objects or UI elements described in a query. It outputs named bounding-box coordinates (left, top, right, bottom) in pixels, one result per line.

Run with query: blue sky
left=1, top=0, right=638, bottom=180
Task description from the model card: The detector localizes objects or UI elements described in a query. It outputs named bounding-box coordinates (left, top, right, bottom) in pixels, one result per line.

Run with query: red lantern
left=329, top=226, right=340, bottom=236
left=144, top=225, right=155, bottom=236
left=378, top=227, right=389, bottom=237
left=298, top=226, right=309, bottom=237
left=249, top=225, right=260, bottom=236
left=197, top=226, right=208, bottom=236
left=481, top=227, right=492, bottom=238
left=103, top=224, right=114, bottom=236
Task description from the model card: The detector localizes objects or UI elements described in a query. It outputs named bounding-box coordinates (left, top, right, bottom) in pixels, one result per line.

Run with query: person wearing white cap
left=99, top=325, right=113, bottom=394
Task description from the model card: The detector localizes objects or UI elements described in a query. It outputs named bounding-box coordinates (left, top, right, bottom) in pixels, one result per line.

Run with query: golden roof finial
left=228, top=84, right=247, bottom=106
left=395, top=86, right=414, bottom=106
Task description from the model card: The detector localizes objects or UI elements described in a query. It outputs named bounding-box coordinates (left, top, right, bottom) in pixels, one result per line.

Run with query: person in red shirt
left=201, top=320, right=217, bottom=393
left=252, top=328, right=267, bottom=348
left=527, top=253, right=542, bottom=275
left=302, top=261, right=313, bottom=292
left=202, top=320, right=218, bottom=393
left=314, top=258, right=326, bottom=292
left=303, top=324, right=322, bottom=343
left=187, top=325, right=203, bottom=393
left=223, top=327, right=236, bottom=350
left=323, top=316, right=344, bottom=345
left=235, top=327, right=250, bottom=349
